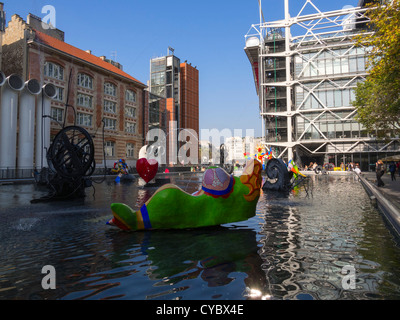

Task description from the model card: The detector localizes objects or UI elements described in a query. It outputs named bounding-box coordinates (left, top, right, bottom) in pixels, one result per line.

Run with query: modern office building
left=245, top=0, right=400, bottom=171
left=149, top=49, right=199, bottom=164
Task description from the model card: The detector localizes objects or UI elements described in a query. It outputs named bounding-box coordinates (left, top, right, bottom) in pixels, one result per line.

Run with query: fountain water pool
left=0, top=173, right=399, bottom=300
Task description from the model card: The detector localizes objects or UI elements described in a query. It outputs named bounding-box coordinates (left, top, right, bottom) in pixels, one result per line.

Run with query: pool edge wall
left=358, top=173, right=400, bottom=239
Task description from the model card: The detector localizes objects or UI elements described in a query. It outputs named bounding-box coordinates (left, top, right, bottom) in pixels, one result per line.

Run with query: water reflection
left=256, top=174, right=400, bottom=300
left=57, top=227, right=265, bottom=300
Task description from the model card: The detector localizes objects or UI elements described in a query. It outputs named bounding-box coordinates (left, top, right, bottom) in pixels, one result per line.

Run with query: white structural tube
left=35, top=83, right=57, bottom=170
left=0, top=74, right=24, bottom=171
left=35, top=83, right=57, bottom=169
left=18, top=79, right=42, bottom=172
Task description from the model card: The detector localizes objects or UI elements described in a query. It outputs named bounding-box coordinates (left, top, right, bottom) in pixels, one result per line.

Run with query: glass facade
left=261, top=37, right=375, bottom=166
left=293, top=45, right=369, bottom=145
left=294, top=47, right=369, bottom=80
left=150, top=58, right=167, bottom=98
left=150, top=55, right=180, bottom=104
left=149, top=93, right=167, bottom=132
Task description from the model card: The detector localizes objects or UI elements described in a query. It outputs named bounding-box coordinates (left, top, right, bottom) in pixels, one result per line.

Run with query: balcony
left=265, top=132, right=288, bottom=143
left=265, top=90, right=287, bottom=100
left=265, top=60, right=286, bottom=70
left=265, top=77, right=287, bottom=83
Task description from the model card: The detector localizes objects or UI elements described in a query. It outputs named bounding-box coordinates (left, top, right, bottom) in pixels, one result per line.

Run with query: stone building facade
left=2, top=13, right=146, bottom=171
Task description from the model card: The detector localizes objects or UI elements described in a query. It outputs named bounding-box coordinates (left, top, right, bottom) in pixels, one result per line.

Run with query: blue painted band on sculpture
left=202, top=176, right=234, bottom=196
left=140, top=205, right=152, bottom=229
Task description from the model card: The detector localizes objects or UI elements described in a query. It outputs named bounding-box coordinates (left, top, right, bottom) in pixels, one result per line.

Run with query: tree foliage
left=353, top=0, right=400, bottom=137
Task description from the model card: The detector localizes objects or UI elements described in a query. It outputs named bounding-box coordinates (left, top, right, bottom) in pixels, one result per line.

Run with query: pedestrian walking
left=389, top=162, right=396, bottom=181
left=397, top=161, right=400, bottom=177
left=376, top=160, right=385, bottom=187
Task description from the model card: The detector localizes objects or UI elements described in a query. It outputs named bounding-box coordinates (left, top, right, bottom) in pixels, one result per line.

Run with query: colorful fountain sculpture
left=112, top=159, right=135, bottom=183
left=107, top=159, right=262, bottom=231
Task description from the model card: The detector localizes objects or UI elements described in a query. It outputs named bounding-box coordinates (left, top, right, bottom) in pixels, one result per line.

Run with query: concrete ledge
left=358, top=173, right=400, bottom=238
left=0, top=171, right=199, bottom=185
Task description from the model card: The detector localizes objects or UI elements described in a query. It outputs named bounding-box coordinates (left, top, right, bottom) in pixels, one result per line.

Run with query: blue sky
left=4, top=0, right=359, bottom=138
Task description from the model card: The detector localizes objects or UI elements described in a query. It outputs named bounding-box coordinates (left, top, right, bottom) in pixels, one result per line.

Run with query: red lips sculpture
left=136, top=158, right=159, bottom=183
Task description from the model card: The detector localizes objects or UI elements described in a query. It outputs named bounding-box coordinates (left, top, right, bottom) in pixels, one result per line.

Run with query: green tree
left=353, top=0, right=400, bottom=138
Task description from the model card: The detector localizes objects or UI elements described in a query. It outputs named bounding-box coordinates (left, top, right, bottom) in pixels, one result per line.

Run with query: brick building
left=180, top=62, right=199, bottom=136
left=2, top=13, right=146, bottom=171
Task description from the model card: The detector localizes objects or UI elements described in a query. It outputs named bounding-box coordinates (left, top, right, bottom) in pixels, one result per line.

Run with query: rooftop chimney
left=0, top=2, right=5, bottom=32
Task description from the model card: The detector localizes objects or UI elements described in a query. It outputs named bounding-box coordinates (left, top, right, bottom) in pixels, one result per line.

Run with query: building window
left=44, top=62, right=64, bottom=80
left=51, top=107, right=63, bottom=123
left=76, top=112, right=93, bottom=127
left=104, top=82, right=117, bottom=96
left=54, top=86, right=64, bottom=102
left=104, top=118, right=117, bottom=130
left=151, top=72, right=166, bottom=86
left=104, top=100, right=117, bottom=114
left=77, top=73, right=93, bottom=89
left=151, top=59, right=166, bottom=73
left=294, top=47, right=369, bottom=80
left=126, top=90, right=137, bottom=103
left=105, top=141, right=115, bottom=157
left=77, top=93, right=93, bottom=108
left=127, top=143, right=135, bottom=158
left=125, top=121, right=136, bottom=134
left=125, top=106, right=136, bottom=118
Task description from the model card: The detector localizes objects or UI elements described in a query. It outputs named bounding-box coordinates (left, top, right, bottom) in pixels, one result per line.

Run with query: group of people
left=340, top=162, right=362, bottom=172
left=375, top=160, right=400, bottom=187
left=304, top=162, right=319, bottom=171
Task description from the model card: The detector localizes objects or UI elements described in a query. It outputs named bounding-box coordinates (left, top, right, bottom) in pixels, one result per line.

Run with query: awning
left=381, top=155, right=400, bottom=162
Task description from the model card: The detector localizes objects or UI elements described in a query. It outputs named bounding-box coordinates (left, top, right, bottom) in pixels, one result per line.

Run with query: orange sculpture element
left=240, top=160, right=262, bottom=202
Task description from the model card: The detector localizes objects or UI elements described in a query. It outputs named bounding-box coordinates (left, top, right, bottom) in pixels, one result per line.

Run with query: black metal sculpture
left=32, top=126, right=95, bottom=203
left=32, top=69, right=97, bottom=203
left=262, top=158, right=292, bottom=192
left=262, top=158, right=310, bottom=193
left=48, top=126, right=95, bottom=179
left=220, top=143, right=234, bottom=174
left=314, top=165, right=326, bottom=175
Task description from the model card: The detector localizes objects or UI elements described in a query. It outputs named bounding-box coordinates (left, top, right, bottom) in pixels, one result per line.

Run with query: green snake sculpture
left=107, top=159, right=262, bottom=231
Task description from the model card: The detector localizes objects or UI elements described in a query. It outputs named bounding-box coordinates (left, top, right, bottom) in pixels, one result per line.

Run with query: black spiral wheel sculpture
left=47, top=126, right=95, bottom=178
left=33, top=126, right=96, bottom=202
left=262, top=158, right=292, bottom=192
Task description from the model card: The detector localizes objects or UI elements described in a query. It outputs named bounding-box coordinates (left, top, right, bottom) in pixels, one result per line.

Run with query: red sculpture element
left=136, top=158, right=159, bottom=183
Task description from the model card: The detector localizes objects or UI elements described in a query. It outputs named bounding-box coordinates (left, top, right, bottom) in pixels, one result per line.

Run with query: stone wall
left=1, top=14, right=28, bottom=79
